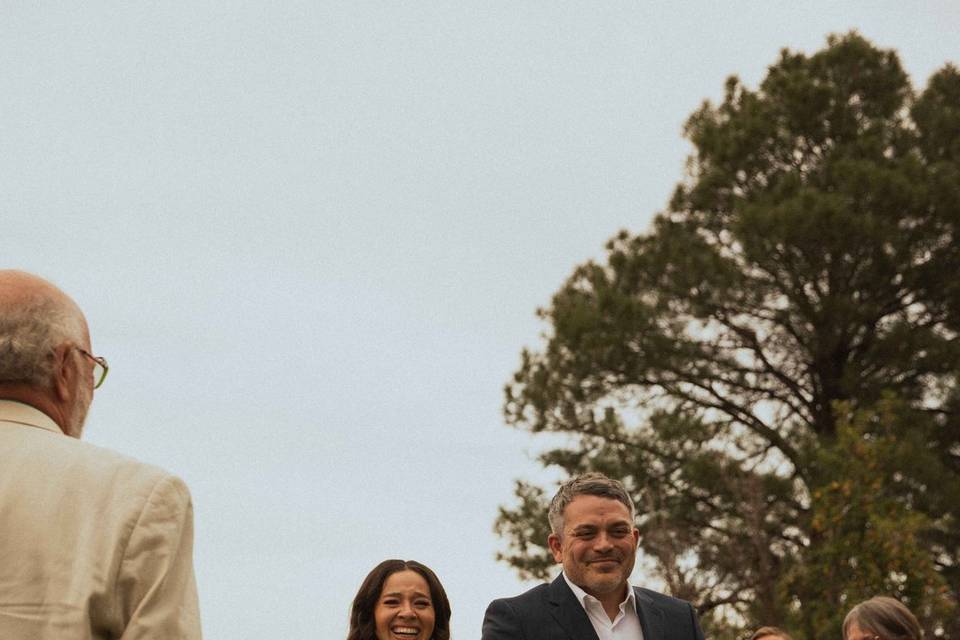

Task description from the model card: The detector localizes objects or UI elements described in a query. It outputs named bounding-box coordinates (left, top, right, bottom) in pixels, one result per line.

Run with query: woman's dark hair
left=843, top=596, right=922, bottom=640
left=347, top=559, right=451, bottom=640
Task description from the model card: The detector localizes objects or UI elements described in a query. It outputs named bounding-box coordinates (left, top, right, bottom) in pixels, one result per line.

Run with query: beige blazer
left=0, top=400, right=201, bottom=639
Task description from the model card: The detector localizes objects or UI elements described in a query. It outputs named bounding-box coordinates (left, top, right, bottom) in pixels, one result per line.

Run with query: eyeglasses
left=78, top=349, right=109, bottom=390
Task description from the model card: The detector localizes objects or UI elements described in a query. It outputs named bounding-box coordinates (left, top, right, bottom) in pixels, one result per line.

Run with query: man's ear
left=547, top=533, right=564, bottom=563
left=51, top=344, right=74, bottom=402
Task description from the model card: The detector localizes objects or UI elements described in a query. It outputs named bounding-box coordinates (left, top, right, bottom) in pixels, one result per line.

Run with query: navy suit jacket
left=481, top=575, right=704, bottom=640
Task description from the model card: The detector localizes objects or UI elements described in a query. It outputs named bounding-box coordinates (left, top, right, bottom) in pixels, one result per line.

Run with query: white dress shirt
left=563, top=572, right=645, bottom=640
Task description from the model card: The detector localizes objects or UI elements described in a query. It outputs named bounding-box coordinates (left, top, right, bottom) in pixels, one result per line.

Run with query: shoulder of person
left=43, top=433, right=190, bottom=503
left=634, top=586, right=697, bottom=613
left=514, top=581, right=552, bottom=602
left=488, top=581, right=552, bottom=611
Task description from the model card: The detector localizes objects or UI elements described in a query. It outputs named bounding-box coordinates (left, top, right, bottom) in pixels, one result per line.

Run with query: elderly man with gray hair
left=482, top=472, right=704, bottom=640
left=0, top=270, right=201, bottom=638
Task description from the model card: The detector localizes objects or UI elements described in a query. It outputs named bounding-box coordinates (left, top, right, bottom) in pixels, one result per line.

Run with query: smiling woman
left=347, top=559, right=451, bottom=640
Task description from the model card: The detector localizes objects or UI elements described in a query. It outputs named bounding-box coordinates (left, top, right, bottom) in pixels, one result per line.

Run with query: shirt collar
left=562, top=571, right=636, bottom=612
left=0, top=399, right=63, bottom=434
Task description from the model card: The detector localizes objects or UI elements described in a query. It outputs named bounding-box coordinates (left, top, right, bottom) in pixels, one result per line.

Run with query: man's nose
left=593, top=531, right=614, bottom=551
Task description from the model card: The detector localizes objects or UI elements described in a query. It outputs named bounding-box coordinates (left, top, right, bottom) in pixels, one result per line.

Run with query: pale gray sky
left=2, top=2, right=957, bottom=638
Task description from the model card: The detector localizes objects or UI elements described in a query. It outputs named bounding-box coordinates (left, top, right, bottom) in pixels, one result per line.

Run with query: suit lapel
left=548, top=575, right=600, bottom=640
left=634, top=587, right=664, bottom=640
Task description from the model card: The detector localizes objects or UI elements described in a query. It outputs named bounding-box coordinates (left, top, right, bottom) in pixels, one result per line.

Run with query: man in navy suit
left=482, top=473, right=704, bottom=640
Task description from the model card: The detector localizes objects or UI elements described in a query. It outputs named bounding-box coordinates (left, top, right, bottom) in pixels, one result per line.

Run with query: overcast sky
left=2, top=2, right=958, bottom=638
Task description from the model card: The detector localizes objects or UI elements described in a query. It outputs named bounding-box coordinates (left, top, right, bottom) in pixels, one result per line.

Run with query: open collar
left=563, top=571, right=637, bottom=616
left=549, top=573, right=664, bottom=640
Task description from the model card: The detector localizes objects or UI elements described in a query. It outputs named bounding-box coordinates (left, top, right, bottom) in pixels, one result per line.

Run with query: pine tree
left=498, top=33, right=960, bottom=638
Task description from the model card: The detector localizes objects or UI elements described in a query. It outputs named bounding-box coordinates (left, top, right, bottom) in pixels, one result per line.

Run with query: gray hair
left=0, top=289, right=86, bottom=387
left=548, top=472, right=636, bottom=536
left=843, top=596, right=922, bottom=640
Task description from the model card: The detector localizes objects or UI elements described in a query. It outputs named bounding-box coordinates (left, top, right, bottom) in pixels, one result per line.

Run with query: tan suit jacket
left=0, top=400, right=202, bottom=639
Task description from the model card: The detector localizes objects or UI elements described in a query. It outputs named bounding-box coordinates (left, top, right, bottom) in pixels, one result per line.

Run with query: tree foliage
left=783, top=398, right=956, bottom=637
left=498, top=33, right=960, bottom=638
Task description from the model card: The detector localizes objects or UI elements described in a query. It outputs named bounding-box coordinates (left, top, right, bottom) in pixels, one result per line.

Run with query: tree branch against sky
left=497, top=33, right=960, bottom=639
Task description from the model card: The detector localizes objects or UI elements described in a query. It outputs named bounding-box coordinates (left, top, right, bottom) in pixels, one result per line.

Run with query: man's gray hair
left=548, top=472, right=637, bottom=536
left=0, top=289, right=86, bottom=387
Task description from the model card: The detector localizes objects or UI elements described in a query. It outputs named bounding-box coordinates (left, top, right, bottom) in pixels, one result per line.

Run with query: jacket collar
left=548, top=574, right=664, bottom=640
left=634, top=586, right=664, bottom=640
left=548, top=574, right=600, bottom=640
left=0, top=399, right=62, bottom=434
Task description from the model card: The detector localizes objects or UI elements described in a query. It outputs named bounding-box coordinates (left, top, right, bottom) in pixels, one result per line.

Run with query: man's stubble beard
left=584, top=566, right=631, bottom=596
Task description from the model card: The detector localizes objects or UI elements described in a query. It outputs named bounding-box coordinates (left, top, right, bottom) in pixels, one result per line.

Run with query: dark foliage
left=498, top=33, right=960, bottom=638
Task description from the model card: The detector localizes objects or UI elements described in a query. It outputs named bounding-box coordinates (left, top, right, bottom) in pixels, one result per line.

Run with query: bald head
left=0, top=270, right=86, bottom=315
left=0, top=270, right=80, bottom=304
left=0, top=271, right=94, bottom=437
left=0, top=270, right=88, bottom=387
